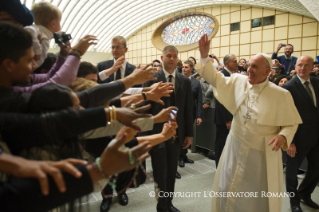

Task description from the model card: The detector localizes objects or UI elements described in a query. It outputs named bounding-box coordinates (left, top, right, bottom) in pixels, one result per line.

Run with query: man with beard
left=271, top=43, right=297, bottom=76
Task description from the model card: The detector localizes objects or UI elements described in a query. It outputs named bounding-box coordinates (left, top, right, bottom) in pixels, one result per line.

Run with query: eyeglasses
left=110, top=45, right=125, bottom=50
left=153, top=65, right=159, bottom=67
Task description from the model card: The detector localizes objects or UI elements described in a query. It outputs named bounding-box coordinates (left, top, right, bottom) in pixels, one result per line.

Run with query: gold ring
left=130, top=103, right=136, bottom=109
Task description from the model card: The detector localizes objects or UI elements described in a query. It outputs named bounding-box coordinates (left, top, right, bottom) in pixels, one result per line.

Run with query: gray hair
left=112, top=36, right=127, bottom=48
left=223, top=54, right=236, bottom=65
left=162, top=45, right=178, bottom=55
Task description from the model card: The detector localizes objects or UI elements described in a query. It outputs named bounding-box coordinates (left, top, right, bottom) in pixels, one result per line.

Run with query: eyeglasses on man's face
left=111, top=46, right=125, bottom=50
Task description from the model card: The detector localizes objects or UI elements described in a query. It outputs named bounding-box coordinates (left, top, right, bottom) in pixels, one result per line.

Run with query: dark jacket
left=283, top=76, right=319, bottom=148
left=214, top=68, right=233, bottom=125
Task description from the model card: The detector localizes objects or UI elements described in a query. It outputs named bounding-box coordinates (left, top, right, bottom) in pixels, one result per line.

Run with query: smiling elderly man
left=196, top=34, right=302, bottom=212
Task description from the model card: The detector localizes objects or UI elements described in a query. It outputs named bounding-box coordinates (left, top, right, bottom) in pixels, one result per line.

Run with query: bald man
left=196, top=34, right=302, bottom=212
left=283, top=56, right=319, bottom=212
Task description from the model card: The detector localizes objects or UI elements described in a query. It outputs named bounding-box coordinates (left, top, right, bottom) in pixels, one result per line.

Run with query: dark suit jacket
left=283, top=76, right=319, bottom=148
left=143, top=70, right=193, bottom=143
left=96, top=59, right=136, bottom=84
left=190, top=76, right=202, bottom=119
left=214, top=68, right=233, bottom=125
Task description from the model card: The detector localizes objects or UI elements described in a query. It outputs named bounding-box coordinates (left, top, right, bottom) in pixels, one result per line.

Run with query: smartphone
left=169, top=109, right=178, bottom=123
left=281, top=43, right=286, bottom=47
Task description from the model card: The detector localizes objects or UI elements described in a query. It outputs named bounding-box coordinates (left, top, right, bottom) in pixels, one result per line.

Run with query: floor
left=77, top=152, right=319, bottom=212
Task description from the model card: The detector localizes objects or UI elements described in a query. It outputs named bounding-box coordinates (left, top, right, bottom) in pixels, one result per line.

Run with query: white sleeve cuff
left=200, top=56, right=211, bottom=67
left=98, top=70, right=109, bottom=81
left=123, top=88, right=143, bottom=95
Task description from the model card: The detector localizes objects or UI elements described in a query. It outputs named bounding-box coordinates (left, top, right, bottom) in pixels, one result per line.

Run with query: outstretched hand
left=153, top=106, right=178, bottom=123
left=128, top=63, right=158, bottom=85
left=160, top=122, right=178, bottom=140
left=11, top=157, right=87, bottom=195
left=199, top=34, right=210, bottom=58
left=100, top=133, right=151, bottom=177
left=116, top=100, right=152, bottom=131
left=146, top=82, right=174, bottom=105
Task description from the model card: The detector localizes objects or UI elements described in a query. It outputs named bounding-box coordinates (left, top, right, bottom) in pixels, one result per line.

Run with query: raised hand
left=72, top=35, right=97, bottom=56
left=276, top=43, right=282, bottom=53
left=146, top=82, right=174, bottom=105
left=127, top=63, right=158, bottom=85
left=199, top=34, right=211, bottom=58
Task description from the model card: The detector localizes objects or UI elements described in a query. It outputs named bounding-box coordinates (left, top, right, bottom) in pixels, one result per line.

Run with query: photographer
left=271, top=43, right=297, bottom=75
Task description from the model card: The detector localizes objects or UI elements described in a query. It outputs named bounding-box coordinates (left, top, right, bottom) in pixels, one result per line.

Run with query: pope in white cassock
left=196, top=35, right=302, bottom=212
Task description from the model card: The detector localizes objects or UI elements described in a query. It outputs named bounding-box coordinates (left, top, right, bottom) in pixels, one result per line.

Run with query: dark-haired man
left=272, top=43, right=297, bottom=75
left=144, top=45, right=193, bottom=212
left=178, top=60, right=202, bottom=168
left=153, top=59, right=161, bottom=68
left=77, top=61, right=98, bottom=82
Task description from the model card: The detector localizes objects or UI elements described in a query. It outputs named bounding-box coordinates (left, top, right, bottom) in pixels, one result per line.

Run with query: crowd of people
left=0, top=1, right=319, bottom=212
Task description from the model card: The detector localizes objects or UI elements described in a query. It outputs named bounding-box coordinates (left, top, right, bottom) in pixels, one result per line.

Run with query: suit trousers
left=179, top=118, right=195, bottom=160
left=150, top=138, right=180, bottom=211
left=214, top=124, right=230, bottom=168
left=286, top=142, right=319, bottom=206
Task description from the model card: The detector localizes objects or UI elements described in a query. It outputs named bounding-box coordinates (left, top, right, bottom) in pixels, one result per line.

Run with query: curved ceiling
left=21, top=0, right=318, bottom=53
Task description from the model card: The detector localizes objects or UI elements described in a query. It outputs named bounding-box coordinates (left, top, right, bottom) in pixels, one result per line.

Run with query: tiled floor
left=78, top=152, right=319, bottom=212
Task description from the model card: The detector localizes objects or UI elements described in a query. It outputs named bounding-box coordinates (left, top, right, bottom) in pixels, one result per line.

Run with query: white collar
left=296, top=74, right=310, bottom=84
left=247, top=77, right=269, bottom=91
left=37, top=25, right=53, bottom=39
left=163, top=69, right=176, bottom=79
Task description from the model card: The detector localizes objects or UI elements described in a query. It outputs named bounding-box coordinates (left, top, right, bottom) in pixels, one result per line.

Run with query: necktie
left=115, top=68, right=121, bottom=80
left=168, top=75, right=175, bottom=106
left=304, top=81, right=314, bottom=103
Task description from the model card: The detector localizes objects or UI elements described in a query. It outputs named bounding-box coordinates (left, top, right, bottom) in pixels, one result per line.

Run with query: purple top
left=12, top=55, right=80, bottom=93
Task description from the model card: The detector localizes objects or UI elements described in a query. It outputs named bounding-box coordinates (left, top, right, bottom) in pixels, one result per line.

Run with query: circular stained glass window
left=161, top=15, right=216, bottom=45
left=152, top=13, right=219, bottom=52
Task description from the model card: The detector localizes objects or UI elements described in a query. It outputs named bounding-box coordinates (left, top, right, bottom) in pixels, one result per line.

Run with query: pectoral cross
left=243, top=107, right=252, bottom=124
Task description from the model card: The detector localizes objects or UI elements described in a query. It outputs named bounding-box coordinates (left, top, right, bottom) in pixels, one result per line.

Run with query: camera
left=54, top=32, right=72, bottom=45
left=281, top=43, right=286, bottom=47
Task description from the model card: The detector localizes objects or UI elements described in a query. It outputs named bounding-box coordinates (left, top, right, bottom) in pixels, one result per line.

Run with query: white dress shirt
left=297, top=74, right=317, bottom=107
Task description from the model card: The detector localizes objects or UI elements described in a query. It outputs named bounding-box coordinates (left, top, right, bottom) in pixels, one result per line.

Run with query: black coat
left=143, top=70, right=193, bottom=143
left=97, top=59, right=136, bottom=84
left=283, top=76, right=319, bottom=148
left=214, top=68, right=233, bottom=125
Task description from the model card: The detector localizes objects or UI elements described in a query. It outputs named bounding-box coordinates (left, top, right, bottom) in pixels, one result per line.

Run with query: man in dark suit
left=97, top=36, right=136, bottom=84
left=283, top=55, right=319, bottom=212
left=178, top=60, right=202, bottom=168
left=143, top=46, right=193, bottom=212
left=214, top=54, right=237, bottom=168
left=97, top=35, right=136, bottom=212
